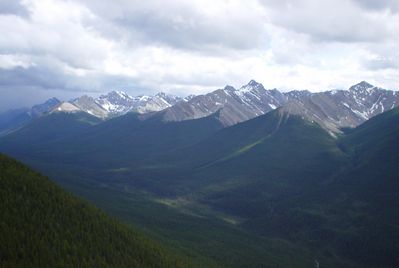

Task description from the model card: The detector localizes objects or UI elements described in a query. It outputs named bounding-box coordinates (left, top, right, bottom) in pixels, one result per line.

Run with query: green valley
left=1, top=107, right=399, bottom=267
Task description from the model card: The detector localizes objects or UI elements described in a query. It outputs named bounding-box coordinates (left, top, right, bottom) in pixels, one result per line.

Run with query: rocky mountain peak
left=247, top=79, right=262, bottom=87
left=104, top=91, right=132, bottom=101
left=240, top=80, right=266, bottom=93
left=30, top=97, right=61, bottom=117
left=155, top=92, right=182, bottom=104
left=223, top=85, right=236, bottom=91
left=349, top=81, right=374, bottom=91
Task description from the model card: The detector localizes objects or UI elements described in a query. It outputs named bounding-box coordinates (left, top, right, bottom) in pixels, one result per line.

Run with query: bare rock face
left=72, top=95, right=108, bottom=118
left=162, top=80, right=288, bottom=126
left=5, top=80, right=398, bottom=135
left=52, top=102, right=81, bottom=113
left=283, top=81, right=399, bottom=133
left=159, top=80, right=399, bottom=133
left=47, top=91, right=183, bottom=118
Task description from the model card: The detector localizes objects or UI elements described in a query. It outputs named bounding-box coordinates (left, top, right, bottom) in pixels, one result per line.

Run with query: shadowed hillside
left=0, top=154, right=190, bottom=268
left=1, top=108, right=399, bottom=267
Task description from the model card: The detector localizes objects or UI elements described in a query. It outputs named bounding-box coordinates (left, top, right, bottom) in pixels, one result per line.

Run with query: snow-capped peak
left=117, top=91, right=133, bottom=99
left=94, top=91, right=136, bottom=114
left=91, top=90, right=183, bottom=116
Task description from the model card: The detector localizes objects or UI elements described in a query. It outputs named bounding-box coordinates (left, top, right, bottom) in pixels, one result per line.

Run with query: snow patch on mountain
left=90, top=91, right=182, bottom=116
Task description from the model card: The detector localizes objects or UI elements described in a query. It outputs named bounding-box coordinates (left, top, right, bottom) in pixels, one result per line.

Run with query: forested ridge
left=0, top=154, right=190, bottom=268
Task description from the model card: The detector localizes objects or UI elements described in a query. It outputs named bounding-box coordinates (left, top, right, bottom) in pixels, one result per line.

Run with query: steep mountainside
left=161, top=80, right=287, bottom=126
left=160, top=81, right=399, bottom=132
left=281, top=81, right=399, bottom=133
left=94, top=91, right=182, bottom=116
left=176, top=108, right=345, bottom=180
left=71, top=95, right=109, bottom=118
left=0, top=154, right=190, bottom=268
left=59, top=91, right=183, bottom=118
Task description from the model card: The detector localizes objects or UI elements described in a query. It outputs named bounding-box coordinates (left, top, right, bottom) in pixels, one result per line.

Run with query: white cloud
left=0, top=54, right=34, bottom=69
left=260, top=0, right=398, bottom=43
left=0, top=0, right=398, bottom=111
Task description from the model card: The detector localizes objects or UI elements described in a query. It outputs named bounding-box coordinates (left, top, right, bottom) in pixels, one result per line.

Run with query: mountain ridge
left=1, top=81, right=398, bottom=135
left=160, top=80, right=399, bottom=133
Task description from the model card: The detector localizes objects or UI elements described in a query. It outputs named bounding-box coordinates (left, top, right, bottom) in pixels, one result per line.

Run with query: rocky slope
left=160, top=80, right=399, bottom=133
left=2, top=81, right=398, bottom=134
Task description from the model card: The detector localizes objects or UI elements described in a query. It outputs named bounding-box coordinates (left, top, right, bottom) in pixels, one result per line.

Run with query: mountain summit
left=245, top=79, right=264, bottom=89
left=349, top=81, right=374, bottom=91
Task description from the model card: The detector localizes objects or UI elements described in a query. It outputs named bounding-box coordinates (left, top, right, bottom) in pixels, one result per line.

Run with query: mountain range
left=1, top=80, right=399, bottom=267
left=1, top=81, right=398, bottom=136
left=0, top=91, right=182, bottom=135
left=72, top=91, right=183, bottom=118
left=159, top=80, right=399, bottom=134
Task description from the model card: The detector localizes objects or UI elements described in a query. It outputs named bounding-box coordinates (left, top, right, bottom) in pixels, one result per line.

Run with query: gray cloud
left=360, top=43, right=399, bottom=71
left=0, top=63, right=150, bottom=93
left=364, top=57, right=399, bottom=70
left=259, top=0, right=396, bottom=43
left=0, top=0, right=28, bottom=16
left=0, top=63, right=153, bottom=111
left=77, top=0, right=267, bottom=53
left=353, top=0, right=399, bottom=12
left=0, top=0, right=398, bottom=111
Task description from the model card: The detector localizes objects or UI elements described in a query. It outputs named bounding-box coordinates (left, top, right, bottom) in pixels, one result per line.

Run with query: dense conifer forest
left=0, top=154, right=190, bottom=268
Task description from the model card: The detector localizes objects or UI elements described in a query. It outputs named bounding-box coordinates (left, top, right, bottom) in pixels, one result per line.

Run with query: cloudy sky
left=1, top=0, right=399, bottom=110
